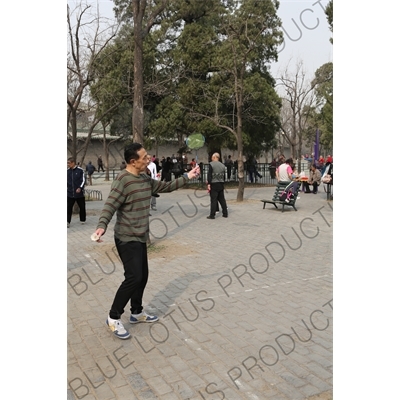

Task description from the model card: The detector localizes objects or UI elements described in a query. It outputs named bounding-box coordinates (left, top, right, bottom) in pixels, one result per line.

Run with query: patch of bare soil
left=307, top=391, right=333, bottom=400
left=147, top=238, right=199, bottom=260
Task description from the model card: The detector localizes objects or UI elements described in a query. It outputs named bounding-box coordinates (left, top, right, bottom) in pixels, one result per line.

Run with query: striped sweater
left=97, top=171, right=188, bottom=242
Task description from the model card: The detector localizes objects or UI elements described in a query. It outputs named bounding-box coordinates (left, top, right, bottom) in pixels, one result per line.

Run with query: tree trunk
left=104, top=127, right=110, bottom=181
left=297, top=137, right=303, bottom=173
left=132, top=0, right=145, bottom=144
left=78, top=129, right=94, bottom=167
left=236, top=87, right=244, bottom=202
left=177, top=132, right=184, bottom=148
left=70, top=109, right=78, bottom=160
left=236, top=155, right=245, bottom=202
left=236, top=122, right=244, bottom=202
left=291, top=143, right=296, bottom=160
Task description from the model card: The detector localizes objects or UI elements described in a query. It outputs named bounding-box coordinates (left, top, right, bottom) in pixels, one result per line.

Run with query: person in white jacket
left=147, top=155, right=158, bottom=210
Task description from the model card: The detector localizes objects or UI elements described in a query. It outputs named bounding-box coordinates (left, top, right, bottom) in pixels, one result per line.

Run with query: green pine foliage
left=91, top=1, right=283, bottom=158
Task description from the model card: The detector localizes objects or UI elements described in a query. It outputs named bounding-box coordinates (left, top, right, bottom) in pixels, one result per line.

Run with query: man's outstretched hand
left=187, top=166, right=200, bottom=179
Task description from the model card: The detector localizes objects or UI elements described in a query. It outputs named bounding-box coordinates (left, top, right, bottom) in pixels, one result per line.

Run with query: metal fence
left=84, top=189, right=103, bottom=201
left=85, top=161, right=314, bottom=187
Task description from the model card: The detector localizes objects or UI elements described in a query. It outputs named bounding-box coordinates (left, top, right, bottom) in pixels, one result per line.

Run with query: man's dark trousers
left=304, top=182, right=319, bottom=193
left=109, top=238, right=148, bottom=319
left=210, top=182, right=228, bottom=217
left=67, top=196, right=86, bottom=223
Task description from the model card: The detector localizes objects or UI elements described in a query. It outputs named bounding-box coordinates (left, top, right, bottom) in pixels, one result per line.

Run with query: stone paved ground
left=67, top=179, right=333, bottom=400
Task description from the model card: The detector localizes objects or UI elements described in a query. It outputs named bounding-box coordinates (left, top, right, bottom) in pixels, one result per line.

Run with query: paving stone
left=170, top=380, right=195, bottom=399
left=113, top=385, right=138, bottom=399
left=280, top=370, right=307, bottom=388
left=178, top=368, right=207, bottom=390
left=135, top=388, right=158, bottom=400
left=93, top=382, right=115, bottom=400
left=304, top=373, right=332, bottom=393
left=68, top=184, right=333, bottom=399
left=280, top=359, right=311, bottom=379
left=275, top=382, right=305, bottom=399
left=67, top=389, right=76, bottom=400
left=126, top=372, right=150, bottom=391
left=307, top=352, right=333, bottom=369
left=146, top=375, right=174, bottom=396
left=305, top=361, right=333, bottom=381
left=159, top=365, right=183, bottom=384
left=156, top=392, right=182, bottom=400
left=298, top=383, right=321, bottom=398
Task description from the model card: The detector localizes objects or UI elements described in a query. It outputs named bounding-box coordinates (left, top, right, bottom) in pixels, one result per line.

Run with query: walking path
left=68, top=179, right=333, bottom=400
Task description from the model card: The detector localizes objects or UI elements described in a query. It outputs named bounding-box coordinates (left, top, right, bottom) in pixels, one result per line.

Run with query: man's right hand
left=93, top=228, right=105, bottom=242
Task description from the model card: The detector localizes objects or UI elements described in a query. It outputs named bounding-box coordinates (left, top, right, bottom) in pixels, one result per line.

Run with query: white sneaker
left=106, top=317, right=130, bottom=339
left=130, top=311, right=159, bottom=324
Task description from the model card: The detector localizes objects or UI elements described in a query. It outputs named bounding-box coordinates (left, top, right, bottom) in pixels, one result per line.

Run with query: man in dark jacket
left=67, top=157, right=86, bottom=228
left=97, top=155, right=104, bottom=172
left=85, top=161, right=95, bottom=185
left=225, top=155, right=233, bottom=181
left=207, top=152, right=228, bottom=219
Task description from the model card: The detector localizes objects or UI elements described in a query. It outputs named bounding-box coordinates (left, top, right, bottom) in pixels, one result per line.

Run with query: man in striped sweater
left=92, top=143, right=200, bottom=339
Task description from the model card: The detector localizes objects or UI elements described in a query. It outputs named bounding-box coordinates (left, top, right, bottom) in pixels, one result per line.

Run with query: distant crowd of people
left=68, top=150, right=333, bottom=229
left=270, top=153, right=333, bottom=195
left=79, top=151, right=333, bottom=188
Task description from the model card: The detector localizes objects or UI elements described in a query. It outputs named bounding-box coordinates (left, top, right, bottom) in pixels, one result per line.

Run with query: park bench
left=261, top=181, right=301, bottom=212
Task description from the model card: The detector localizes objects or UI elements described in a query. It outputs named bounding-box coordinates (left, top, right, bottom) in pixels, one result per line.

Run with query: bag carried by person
left=322, top=163, right=333, bottom=184
left=322, top=174, right=332, bottom=183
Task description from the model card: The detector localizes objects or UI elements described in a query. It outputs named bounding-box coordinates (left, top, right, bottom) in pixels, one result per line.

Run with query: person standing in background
left=85, top=161, right=95, bottom=186
left=97, top=155, right=104, bottom=172
left=147, top=155, right=158, bottom=211
left=225, top=155, right=233, bottom=181
left=207, top=152, right=228, bottom=219
left=67, top=157, right=86, bottom=228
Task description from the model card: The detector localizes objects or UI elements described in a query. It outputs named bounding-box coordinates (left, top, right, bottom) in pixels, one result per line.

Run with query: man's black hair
left=124, top=143, right=143, bottom=163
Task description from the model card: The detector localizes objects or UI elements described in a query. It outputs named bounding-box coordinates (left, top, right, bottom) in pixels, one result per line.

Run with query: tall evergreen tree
left=209, top=0, right=283, bottom=200
left=90, top=0, right=283, bottom=203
